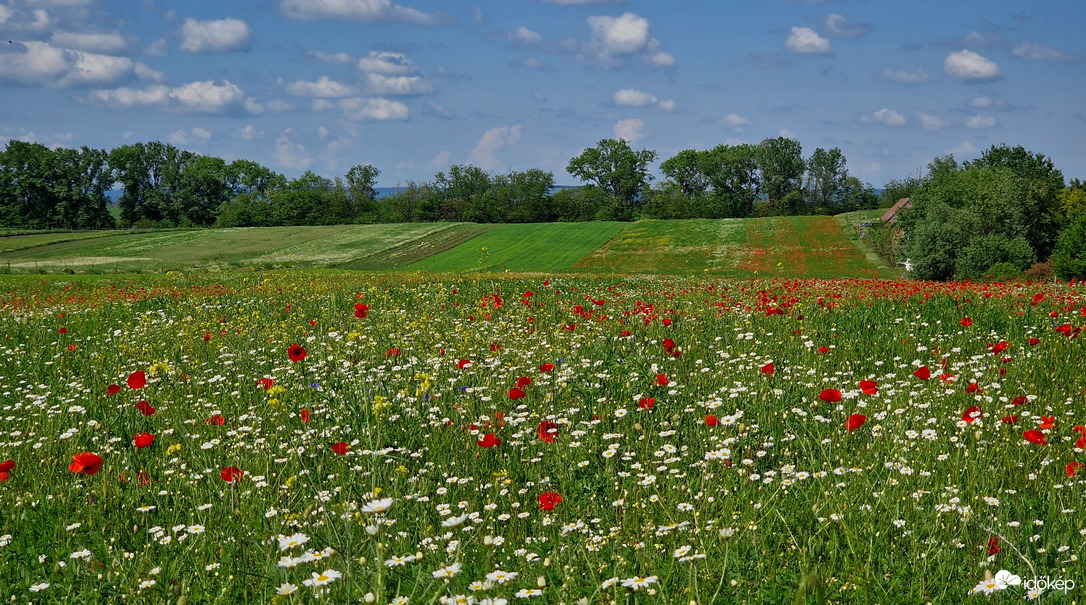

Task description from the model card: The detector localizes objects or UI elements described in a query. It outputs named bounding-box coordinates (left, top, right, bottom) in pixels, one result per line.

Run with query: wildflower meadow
left=0, top=271, right=1084, bottom=604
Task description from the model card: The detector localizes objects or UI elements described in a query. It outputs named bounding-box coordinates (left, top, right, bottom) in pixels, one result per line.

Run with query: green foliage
left=804, top=147, right=846, bottom=210
left=1051, top=210, right=1086, bottom=280
left=566, top=138, right=657, bottom=210
left=904, top=203, right=978, bottom=281
left=955, top=234, right=1035, bottom=280
left=901, top=145, right=1063, bottom=281
left=755, top=136, right=805, bottom=204
left=0, top=141, right=113, bottom=230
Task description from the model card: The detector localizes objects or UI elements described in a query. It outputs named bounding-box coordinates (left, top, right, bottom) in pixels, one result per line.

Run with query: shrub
left=984, top=262, right=1021, bottom=281
left=1052, top=211, right=1086, bottom=280
left=1022, top=260, right=1054, bottom=281
left=955, top=235, right=1035, bottom=281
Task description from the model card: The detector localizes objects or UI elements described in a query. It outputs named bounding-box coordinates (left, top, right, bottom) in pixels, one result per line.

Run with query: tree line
left=870, top=144, right=1086, bottom=281
left=0, top=136, right=878, bottom=230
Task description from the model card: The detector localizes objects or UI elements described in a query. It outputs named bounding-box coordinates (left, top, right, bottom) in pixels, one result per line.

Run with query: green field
left=575, top=216, right=897, bottom=278
left=0, top=218, right=894, bottom=279
left=404, top=222, right=628, bottom=273
left=0, top=223, right=491, bottom=273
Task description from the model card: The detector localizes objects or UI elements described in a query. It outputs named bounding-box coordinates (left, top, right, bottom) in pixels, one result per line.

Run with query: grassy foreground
left=0, top=270, right=1083, bottom=603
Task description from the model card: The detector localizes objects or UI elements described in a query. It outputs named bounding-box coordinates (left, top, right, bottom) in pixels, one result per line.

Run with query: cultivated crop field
left=0, top=271, right=1083, bottom=603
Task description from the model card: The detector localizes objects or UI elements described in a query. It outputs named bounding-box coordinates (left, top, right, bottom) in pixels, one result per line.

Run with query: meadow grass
left=405, top=223, right=628, bottom=273
left=575, top=217, right=894, bottom=279
left=0, top=224, right=492, bottom=273
left=0, top=270, right=1082, bottom=604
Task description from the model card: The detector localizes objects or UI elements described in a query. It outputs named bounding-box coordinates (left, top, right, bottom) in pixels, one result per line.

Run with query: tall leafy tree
left=755, top=137, right=805, bottom=205
left=567, top=138, right=657, bottom=213
left=805, top=147, right=847, bottom=210
left=701, top=143, right=759, bottom=217
left=659, top=149, right=710, bottom=199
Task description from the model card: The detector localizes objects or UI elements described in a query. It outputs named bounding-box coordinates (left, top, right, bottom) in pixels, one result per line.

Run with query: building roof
left=880, top=197, right=911, bottom=223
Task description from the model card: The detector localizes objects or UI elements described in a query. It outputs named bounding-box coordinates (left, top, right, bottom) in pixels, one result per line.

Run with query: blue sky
left=1, top=0, right=1084, bottom=187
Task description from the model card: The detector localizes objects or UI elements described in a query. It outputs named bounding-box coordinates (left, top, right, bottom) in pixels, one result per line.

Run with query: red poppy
left=1066, top=461, right=1083, bottom=477
left=221, top=466, right=244, bottom=482
left=662, top=318, right=673, bottom=327
left=913, top=367, right=931, bottom=380
left=705, top=415, right=719, bottom=426
left=818, top=389, right=842, bottom=403
left=1023, top=429, right=1047, bottom=445
left=135, top=401, right=155, bottom=416
left=127, top=371, right=146, bottom=390
left=662, top=338, right=676, bottom=351
left=538, top=491, right=562, bottom=511
left=537, top=421, right=558, bottom=443
left=638, top=397, right=655, bottom=409
left=456, top=359, right=472, bottom=369
left=966, top=382, right=983, bottom=394
left=761, top=362, right=774, bottom=376
left=106, top=384, right=121, bottom=395
left=69, top=452, right=103, bottom=476
left=655, top=373, right=669, bottom=386
left=991, top=341, right=1009, bottom=354
left=516, top=376, right=533, bottom=388
left=1001, top=415, right=1018, bottom=424
left=354, top=303, right=369, bottom=319
left=508, top=387, right=526, bottom=400
left=133, top=433, right=154, bottom=449
left=58, top=327, right=68, bottom=334
left=619, top=330, right=632, bottom=337
left=960, top=317, right=973, bottom=327
left=962, top=406, right=982, bottom=423
left=858, top=380, right=878, bottom=395
left=539, top=363, right=554, bottom=373
left=206, top=415, right=225, bottom=426
left=301, top=409, right=311, bottom=423
left=1075, top=426, right=1086, bottom=450
left=385, top=348, right=401, bottom=357
left=1039, top=416, right=1056, bottom=430
left=255, top=378, right=275, bottom=390
left=846, top=414, right=866, bottom=432
left=1028, top=337, right=1041, bottom=346
left=0, top=459, right=13, bottom=482
left=287, top=344, right=307, bottom=362
left=939, top=373, right=954, bottom=383
left=331, top=442, right=349, bottom=456
left=204, top=332, right=212, bottom=342
left=477, top=433, right=501, bottom=448
left=986, top=537, right=1001, bottom=556
left=1012, top=395, right=1028, bottom=406
left=817, top=346, right=830, bottom=354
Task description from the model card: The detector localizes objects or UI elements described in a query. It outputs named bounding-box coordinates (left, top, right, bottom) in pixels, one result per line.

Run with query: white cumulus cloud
left=50, top=32, right=127, bottom=54
left=471, top=124, right=522, bottom=169
left=282, top=76, right=357, bottom=98
left=180, top=17, right=252, bottom=54
left=366, top=73, right=432, bottom=95
left=917, top=112, right=947, bottom=130
left=508, top=26, right=543, bottom=45
left=588, top=12, right=650, bottom=54
left=966, top=115, right=996, bottom=129
left=859, top=108, right=905, bottom=126
left=823, top=14, right=871, bottom=38
left=279, top=0, right=449, bottom=26
left=356, top=51, right=418, bottom=75
left=613, top=88, right=674, bottom=111
left=0, top=41, right=156, bottom=88
left=336, top=97, right=410, bottom=121
left=274, top=128, right=311, bottom=169
left=786, top=27, right=833, bottom=55
left=944, top=50, right=1003, bottom=81
left=721, top=114, right=751, bottom=127
left=1011, top=41, right=1071, bottom=62
left=86, top=79, right=258, bottom=115
left=613, top=118, right=644, bottom=142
